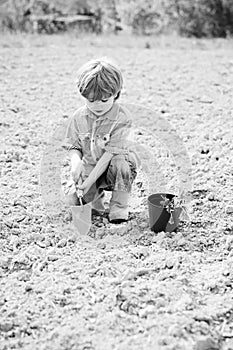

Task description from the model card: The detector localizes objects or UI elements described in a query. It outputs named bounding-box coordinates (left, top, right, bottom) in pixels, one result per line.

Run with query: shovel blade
left=71, top=203, right=92, bottom=235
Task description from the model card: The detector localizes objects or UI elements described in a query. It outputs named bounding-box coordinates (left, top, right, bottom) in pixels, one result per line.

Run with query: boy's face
left=84, top=92, right=116, bottom=117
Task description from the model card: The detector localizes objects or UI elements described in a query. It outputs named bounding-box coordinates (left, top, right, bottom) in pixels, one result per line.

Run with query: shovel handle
left=76, top=177, right=84, bottom=203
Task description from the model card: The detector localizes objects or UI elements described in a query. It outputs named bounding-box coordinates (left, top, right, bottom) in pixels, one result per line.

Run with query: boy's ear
left=115, top=91, right=121, bottom=100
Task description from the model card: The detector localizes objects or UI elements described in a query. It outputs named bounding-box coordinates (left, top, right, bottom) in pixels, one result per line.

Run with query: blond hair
left=77, top=57, right=123, bottom=101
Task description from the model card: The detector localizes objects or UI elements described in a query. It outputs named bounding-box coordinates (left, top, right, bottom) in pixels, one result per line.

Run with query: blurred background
left=0, top=0, right=233, bottom=38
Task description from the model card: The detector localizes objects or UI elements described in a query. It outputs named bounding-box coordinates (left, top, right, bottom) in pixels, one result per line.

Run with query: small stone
left=0, top=298, right=7, bottom=307
left=205, top=280, right=218, bottom=291
left=47, top=248, right=57, bottom=255
left=173, top=294, right=193, bottom=311
left=140, top=222, right=149, bottom=229
left=44, top=238, right=52, bottom=247
left=216, top=225, right=225, bottom=234
left=166, top=258, right=176, bottom=269
left=207, top=193, right=215, bottom=201
left=0, top=321, right=14, bottom=332
left=194, top=338, right=219, bottom=350
left=0, top=257, right=10, bottom=269
left=139, top=305, right=156, bottom=318
left=226, top=206, right=233, bottom=214
left=25, top=284, right=33, bottom=292
left=136, top=247, right=150, bottom=259
left=121, top=280, right=134, bottom=288
left=14, top=199, right=27, bottom=209
left=225, top=236, right=233, bottom=250
left=222, top=270, right=230, bottom=277
left=110, top=278, right=121, bottom=286
left=68, top=233, right=78, bottom=243
left=152, top=231, right=166, bottom=243
left=194, top=313, right=212, bottom=322
left=72, top=303, right=83, bottom=311
left=156, top=297, right=166, bottom=308
left=3, top=208, right=11, bottom=215
left=35, top=260, right=47, bottom=272
left=29, top=233, right=43, bottom=242
left=168, top=324, right=183, bottom=337
left=47, top=255, right=59, bottom=262
left=95, top=228, right=106, bottom=239
left=97, top=242, right=106, bottom=249
left=174, top=232, right=183, bottom=241
left=165, top=231, right=174, bottom=238
left=109, top=223, right=127, bottom=236
left=4, top=219, right=13, bottom=228
left=63, top=287, right=71, bottom=294
left=151, top=235, right=159, bottom=243
left=17, top=271, right=31, bottom=282
left=157, top=231, right=166, bottom=240
left=102, top=218, right=109, bottom=225
left=36, top=241, right=46, bottom=248
left=121, top=269, right=137, bottom=281
left=95, top=222, right=104, bottom=228
left=177, top=238, right=186, bottom=246
left=57, top=239, right=67, bottom=248
left=118, top=225, right=128, bottom=236
left=145, top=42, right=151, bottom=49
left=223, top=339, right=233, bottom=350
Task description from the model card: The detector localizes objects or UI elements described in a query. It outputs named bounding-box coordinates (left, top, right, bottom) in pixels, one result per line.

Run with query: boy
left=64, top=57, right=139, bottom=224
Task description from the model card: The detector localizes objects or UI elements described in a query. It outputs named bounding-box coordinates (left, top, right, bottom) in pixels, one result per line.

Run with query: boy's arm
left=78, top=151, right=113, bottom=193
left=64, top=112, right=84, bottom=183
left=69, top=149, right=82, bottom=161
left=68, top=149, right=85, bottom=184
left=63, top=110, right=83, bottom=156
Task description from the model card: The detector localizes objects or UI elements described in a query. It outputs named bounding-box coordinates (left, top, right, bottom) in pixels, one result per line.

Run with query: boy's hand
left=71, top=159, right=84, bottom=184
left=77, top=177, right=92, bottom=195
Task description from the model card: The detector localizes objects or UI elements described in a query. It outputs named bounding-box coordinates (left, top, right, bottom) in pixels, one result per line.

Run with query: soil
left=1, top=33, right=233, bottom=350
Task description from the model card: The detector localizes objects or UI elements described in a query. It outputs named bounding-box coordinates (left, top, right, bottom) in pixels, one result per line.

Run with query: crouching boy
left=64, top=57, right=139, bottom=224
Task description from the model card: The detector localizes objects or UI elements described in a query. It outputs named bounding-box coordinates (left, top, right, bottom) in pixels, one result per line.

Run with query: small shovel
left=71, top=179, right=92, bottom=235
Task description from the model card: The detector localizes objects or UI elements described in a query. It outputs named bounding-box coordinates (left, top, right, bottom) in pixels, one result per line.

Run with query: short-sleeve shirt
left=64, top=102, right=139, bottom=167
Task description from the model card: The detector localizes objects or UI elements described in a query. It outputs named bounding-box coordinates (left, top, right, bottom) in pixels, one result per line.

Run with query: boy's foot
left=92, top=208, right=109, bottom=219
left=92, top=208, right=105, bottom=215
left=92, top=208, right=102, bottom=216
left=109, top=218, right=128, bottom=224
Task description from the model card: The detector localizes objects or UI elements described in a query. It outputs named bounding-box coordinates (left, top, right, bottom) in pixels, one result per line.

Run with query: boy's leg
left=105, top=154, right=137, bottom=222
left=91, top=188, right=105, bottom=214
left=109, top=191, right=130, bottom=222
left=65, top=154, right=137, bottom=217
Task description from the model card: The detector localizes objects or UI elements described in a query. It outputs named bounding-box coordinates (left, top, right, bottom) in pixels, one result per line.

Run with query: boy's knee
left=109, top=155, right=130, bottom=176
left=106, top=154, right=137, bottom=192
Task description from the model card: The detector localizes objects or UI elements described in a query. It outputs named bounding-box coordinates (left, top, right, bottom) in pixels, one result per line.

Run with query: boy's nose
left=93, top=100, right=103, bottom=106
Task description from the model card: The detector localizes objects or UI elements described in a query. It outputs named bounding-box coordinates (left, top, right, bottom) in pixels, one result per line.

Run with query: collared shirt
left=64, top=102, right=139, bottom=167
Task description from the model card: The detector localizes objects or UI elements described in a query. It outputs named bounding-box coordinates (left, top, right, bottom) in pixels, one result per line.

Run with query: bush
left=0, top=0, right=105, bottom=33
left=175, top=0, right=233, bottom=37
left=118, top=0, right=233, bottom=37
left=0, top=0, right=233, bottom=36
left=0, top=0, right=32, bottom=32
left=118, top=0, right=172, bottom=35
left=0, top=0, right=64, bottom=32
